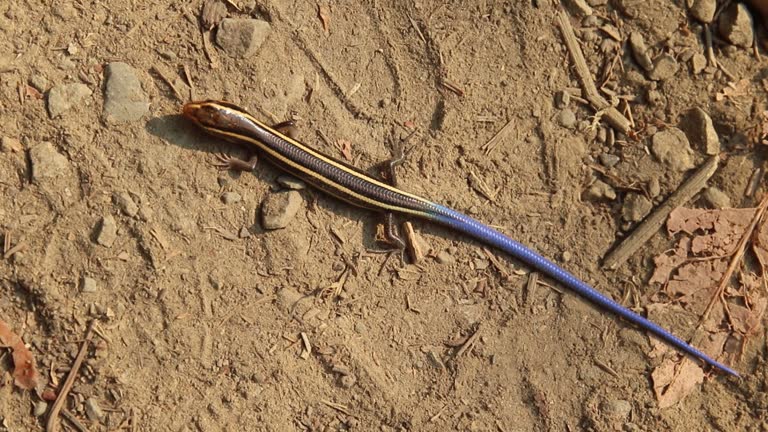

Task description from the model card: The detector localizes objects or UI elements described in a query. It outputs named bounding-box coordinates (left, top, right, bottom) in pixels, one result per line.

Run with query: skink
left=182, top=100, right=739, bottom=377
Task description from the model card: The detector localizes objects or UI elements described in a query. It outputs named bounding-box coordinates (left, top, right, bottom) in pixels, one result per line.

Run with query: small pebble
left=103, top=62, right=149, bottom=123
left=1, top=136, right=22, bottom=153
left=648, top=177, right=661, bottom=198
left=685, top=108, right=720, bottom=155
left=564, top=0, right=592, bottom=16
left=29, top=142, right=71, bottom=181
left=648, top=54, right=679, bottom=81
left=113, top=192, right=139, bottom=217
left=216, top=18, right=272, bottom=58
left=691, top=53, right=707, bottom=74
left=561, top=251, right=572, bottom=262
left=690, top=0, right=716, bottom=23
left=261, top=190, right=303, bottom=229
left=554, top=90, right=570, bottom=109
left=557, top=108, right=577, bottom=128
left=85, top=397, right=105, bottom=422
left=599, top=153, right=620, bottom=168
left=601, top=399, right=632, bottom=421
left=96, top=215, right=117, bottom=247
left=702, top=187, right=732, bottom=209
left=29, top=73, right=49, bottom=93
left=436, top=250, right=456, bottom=265
left=628, top=32, right=653, bottom=72
left=239, top=227, right=251, bottom=238
left=221, top=191, right=241, bottom=204
left=81, top=277, right=98, bottom=293
left=34, top=401, right=48, bottom=417
left=719, top=3, right=754, bottom=48
left=622, top=193, right=652, bottom=222
left=47, top=83, right=92, bottom=118
left=276, top=175, right=306, bottom=190
left=651, top=128, right=694, bottom=172
left=584, top=180, right=617, bottom=201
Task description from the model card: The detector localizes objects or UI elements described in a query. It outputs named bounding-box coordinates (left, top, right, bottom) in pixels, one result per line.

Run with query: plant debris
left=648, top=202, right=768, bottom=407
left=0, top=318, right=39, bottom=390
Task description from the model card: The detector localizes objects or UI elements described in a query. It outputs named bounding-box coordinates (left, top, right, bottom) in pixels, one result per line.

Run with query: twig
left=61, top=408, right=91, bottom=432
left=481, top=118, right=515, bottom=156
left=150, top=65, right=185, bottom=102
left=46, top=320, right=97, bottom=432
left=603, top=156, right=719, bottom=270
left=455, top=326, right=481, bottom=358
left=556, top=10, right=630, bottom=134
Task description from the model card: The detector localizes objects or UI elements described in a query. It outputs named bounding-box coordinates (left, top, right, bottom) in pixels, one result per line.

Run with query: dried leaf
left=0, top=319, right=39, bottom=390
left=649, top=237, right=690, bottom=285
left=335, top=139, right=353, bottom=162
left=667, top=207, right=754, bottom=255
left=728, top=297, right=767, bottom=335
left=652, top=358, right=704, bottom=409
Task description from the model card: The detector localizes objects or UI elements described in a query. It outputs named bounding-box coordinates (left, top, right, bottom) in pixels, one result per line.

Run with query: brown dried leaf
left=754, top=218, right=768, bottom=268
left=666, top=207, right=754, bottom=255
left=650, top=237, right=690, bottom=285
left=728, top=297, right=767, bottom=335
left=0, top=319, right=39, bottom=390
left=652, top=358, right=704, bottom=409
left=335, top=139, right=353, bottom=162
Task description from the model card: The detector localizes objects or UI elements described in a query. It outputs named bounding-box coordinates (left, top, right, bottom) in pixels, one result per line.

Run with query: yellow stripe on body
left=198, top=118, right=435, bottom=218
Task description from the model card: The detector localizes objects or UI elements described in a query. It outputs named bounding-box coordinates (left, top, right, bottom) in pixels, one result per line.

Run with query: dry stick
left=603, top=156, right=719, bottom=270
left=556, top=10, right=630, bottom=134
left=700, top=194, right=768, bottom=324
left=46, top=321, right=96, bottom=432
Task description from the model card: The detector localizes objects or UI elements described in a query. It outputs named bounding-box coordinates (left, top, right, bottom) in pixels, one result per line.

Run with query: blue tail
left=428, top=204, right=739, bottom=377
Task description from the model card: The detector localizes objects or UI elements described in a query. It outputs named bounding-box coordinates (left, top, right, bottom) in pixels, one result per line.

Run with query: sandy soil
left=1, top=0, right=766, bottom=431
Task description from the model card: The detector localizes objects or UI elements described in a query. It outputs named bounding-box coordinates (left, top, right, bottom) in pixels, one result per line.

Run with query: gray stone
left=648, top=54, right=679, bottom=81
left=584, top=180, right=617, bottom=201
left=685, top=108, right=720, bottom=155
left=555, top=90, right=570, bottom=109
left=47, top=83, right=92, bottom=118
left=648, top=177, right=661, bottom=198
left=29, top=142, right=71, bottom=181
left=1, top=136, right=22, bottom=153
left=702, top=187, right=731, bottom=209
left=719, top=3, right=754, bottom=48
left=96, top=215, right=118, bottom=247
left=216, top=19, right=271, bottom=58
left=113, top=192, right=139, bottom=217
left=84, top=397, right=105, bottom=422
left=622, top=193, right=652, bottom=222
left=436, top=250, right=456, bottom=264
left=29, top=73, right=49, bottom=93
left=691, top=53, right=707, bottom=74
left=261, top=190, right=303, bottom=229
left=33, top=401, right=48, bottom=417
left=599, top=153, right=620, bottom=168
left=651, top=128, right=695, bottom=172
left=103, top=62, right=149, bottom=123
left=601, top=399, right=632, bottom=421
left=276, top=175, right=306, bottom=190
left=81, top=277, right=98, bottom=293
left=557, top=108, right=577, bottom=128
left=628, top=32, right=653, bottom=72
left=221, top=191, right=241, bottom=204
left=690, top=0, right=716, bottom=23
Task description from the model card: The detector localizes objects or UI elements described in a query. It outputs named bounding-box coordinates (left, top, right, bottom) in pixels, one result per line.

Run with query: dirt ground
left=1, top=0, right=767, bottom=431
